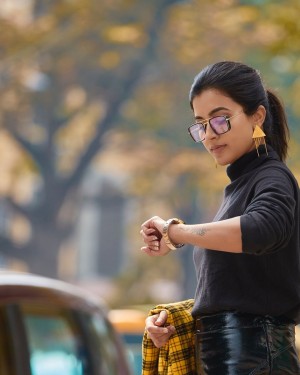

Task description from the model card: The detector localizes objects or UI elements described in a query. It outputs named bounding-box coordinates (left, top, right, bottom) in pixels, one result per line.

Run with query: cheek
left=202, top=141, right=210, bottom=153
left=232, top=123, right=254, bottom=140
left=245, top=120, right=254, bottom=133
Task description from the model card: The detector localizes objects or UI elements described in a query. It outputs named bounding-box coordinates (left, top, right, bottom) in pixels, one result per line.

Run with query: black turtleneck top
left=192, top=146, right=300, bottom=323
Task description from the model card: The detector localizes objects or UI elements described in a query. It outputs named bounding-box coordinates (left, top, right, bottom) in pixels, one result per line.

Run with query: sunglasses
left=188, top=111, right=243, bottom=142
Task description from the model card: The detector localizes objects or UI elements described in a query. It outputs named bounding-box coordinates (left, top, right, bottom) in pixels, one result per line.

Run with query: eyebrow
left=194, top=106, right=230, bottom=120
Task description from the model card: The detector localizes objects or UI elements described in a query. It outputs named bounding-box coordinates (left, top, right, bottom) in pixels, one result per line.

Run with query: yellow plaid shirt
left=142, top=299, right=196, bottom=375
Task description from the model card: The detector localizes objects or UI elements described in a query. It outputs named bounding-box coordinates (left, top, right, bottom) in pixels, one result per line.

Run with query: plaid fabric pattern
left=142, top=299, right=196, bottom=375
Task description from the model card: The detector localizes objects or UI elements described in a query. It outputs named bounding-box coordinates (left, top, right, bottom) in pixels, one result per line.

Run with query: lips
left=210, top=145, right=226, bottom=152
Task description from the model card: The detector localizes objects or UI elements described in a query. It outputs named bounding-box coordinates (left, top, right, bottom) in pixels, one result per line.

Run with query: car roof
left=0, top=270, right=107, bottom=314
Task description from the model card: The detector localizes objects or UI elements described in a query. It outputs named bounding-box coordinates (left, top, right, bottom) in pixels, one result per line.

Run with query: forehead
left=192, top=89, right=238, bottom=117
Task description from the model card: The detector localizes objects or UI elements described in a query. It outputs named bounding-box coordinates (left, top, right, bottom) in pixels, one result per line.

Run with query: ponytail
left=265, top=89, right=289, bottom=162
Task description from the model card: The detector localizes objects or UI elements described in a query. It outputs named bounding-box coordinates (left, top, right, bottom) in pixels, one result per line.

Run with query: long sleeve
left=241, top=167, right=297, bottom=255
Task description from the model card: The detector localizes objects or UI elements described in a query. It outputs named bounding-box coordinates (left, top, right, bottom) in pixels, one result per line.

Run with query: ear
left=252, top=105, right=266, bottom=128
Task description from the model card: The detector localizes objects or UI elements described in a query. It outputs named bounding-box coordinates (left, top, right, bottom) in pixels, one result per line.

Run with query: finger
left=147, top=327, right=176, bottom=348
left=139, top=230, right=160, bottom=245
left=141, top=245, right=172, bottom=256
left=141, top=216, right=159, bottom=228
left=140, top=227, right=162, bottom=243
left=145, top=313, right=159, bottom=324
left=141, top=227, right=158, bottom=235
left=166, top=325, right=176, bottom=334
left=147, top=325, right=169, bottom=334
left=146, top=313, right=167, bottom=329
left=144, top=241, right=160, bottom=251
left=146, top=314, right=169, bottom=335
left=140, top=228, right=156, bottom=236
left=140, top=235, right=160, bottom=249
left=146, top=323, right=176, bottom=335
left=154, top=310, right=168, bottom=326
left=141, top=246, right=161, bottom=256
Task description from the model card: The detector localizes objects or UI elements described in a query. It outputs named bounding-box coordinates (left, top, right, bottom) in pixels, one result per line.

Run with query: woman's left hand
left=145, top=310, right=176, bottom=348
left=140, top=216, right=171, bottom=256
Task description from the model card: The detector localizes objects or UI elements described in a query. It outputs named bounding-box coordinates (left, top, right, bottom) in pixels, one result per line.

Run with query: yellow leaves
left=0, top=0, right=33, bottom=27
left=253, top=22, right=284, bottom=46
left=34, top=15, right=56, bottom=33
left=99, top=51, right=121, bottom=69
left=0, top=131, right=23, bottom=195
left=286, top=139, right=300, bottom=184
left=96, top=131, right=166, bottom=174
left=94, top=129, right=228, bottom=209
left=267, top=1, right=300, bottom=32
left=56, top=101, right=105, bottom=173
left=19, top=123, right=46, bottom=144
left=291, top=77, right=300, bottom=117
left=0, top=130, right=36, bottom=200
left=166, top=1, right=261, bottom=66
left=65, top=86, right=87, bottom=111
left=1, top=90, right=19, bottom=111
left=252, top=1, right=300, bottom=53
left=10, top=214, right=31, bottom=244
left=211, top=6, right=259, bottom=35
left=104, top=24, right=147, bottom=46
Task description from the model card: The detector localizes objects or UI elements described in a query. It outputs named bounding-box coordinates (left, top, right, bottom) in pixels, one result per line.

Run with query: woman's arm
left=172, top=216, right=242, bottom=252
left=140, top=216, right=242, bottom=256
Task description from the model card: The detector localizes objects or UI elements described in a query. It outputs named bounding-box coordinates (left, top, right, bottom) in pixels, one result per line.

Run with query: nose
left=204, top=122, right=217, bottom=141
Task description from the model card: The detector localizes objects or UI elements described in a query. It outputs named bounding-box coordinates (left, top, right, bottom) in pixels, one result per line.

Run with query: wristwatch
left=162, top=217, right=185, bottom=250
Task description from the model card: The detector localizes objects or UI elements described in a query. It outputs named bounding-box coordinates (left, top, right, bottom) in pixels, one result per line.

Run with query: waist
left=195, top=311, right=294, bottom=332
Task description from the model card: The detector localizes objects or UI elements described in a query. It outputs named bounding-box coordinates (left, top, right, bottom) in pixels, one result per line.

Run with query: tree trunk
left=25, top=222, right=63, bottom=278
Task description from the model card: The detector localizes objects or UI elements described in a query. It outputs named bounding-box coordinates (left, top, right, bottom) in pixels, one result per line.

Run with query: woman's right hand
left=140, top=216, right=172, bottom=256
left=145, top=310, right=176, bottom=348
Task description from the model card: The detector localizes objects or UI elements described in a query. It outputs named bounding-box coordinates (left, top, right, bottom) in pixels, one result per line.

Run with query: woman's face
left=192, top=89, right=257, bottom=166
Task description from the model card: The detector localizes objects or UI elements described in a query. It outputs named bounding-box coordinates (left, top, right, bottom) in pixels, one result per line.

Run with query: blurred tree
left=0, top=0, right=183, bottom=277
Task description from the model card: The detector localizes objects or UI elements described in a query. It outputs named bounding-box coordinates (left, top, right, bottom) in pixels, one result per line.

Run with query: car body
left=296, top=325, right=300, bottom=357
left=0, top=271, right=132, bottom=375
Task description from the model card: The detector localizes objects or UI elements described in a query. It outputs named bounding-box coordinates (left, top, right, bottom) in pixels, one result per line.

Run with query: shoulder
left=254, top=159, right=299, bottom=194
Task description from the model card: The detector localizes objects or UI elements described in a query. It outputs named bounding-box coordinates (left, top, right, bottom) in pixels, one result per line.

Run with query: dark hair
left=189, top=61, right=289, bottom=161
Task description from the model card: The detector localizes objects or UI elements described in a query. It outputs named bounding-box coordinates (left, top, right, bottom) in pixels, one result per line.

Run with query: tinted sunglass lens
left=210, top=116, right=228, bottom=134
left=190, top=124, right=205, bottom=142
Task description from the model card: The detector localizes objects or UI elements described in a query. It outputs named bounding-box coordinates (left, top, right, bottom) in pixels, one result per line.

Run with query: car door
left=0, top=304, right=32, bottom=375
left=21, top=304, right=93, bottom=375
left=20, top=303, right=131, bottom=375
left=0, top=283, right=131, bottom=375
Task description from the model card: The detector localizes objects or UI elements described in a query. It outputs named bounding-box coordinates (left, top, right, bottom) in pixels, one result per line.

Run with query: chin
left=215, top=158, right=229, bottom=166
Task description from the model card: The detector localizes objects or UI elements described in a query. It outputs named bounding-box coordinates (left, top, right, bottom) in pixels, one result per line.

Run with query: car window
left=87, top=313, right=121, bottom=375
left=108, top=308, right=146, bottom=375
left=22, top=309, right=91, bottom=375
left=122, top=333, right=143, bottom=375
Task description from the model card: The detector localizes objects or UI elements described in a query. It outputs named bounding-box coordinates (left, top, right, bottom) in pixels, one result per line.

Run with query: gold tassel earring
left=252, top=125, right=268, bottom=157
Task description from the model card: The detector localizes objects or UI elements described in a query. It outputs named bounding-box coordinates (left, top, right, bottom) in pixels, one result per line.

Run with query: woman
left=140, top=61, right=300, bottom=374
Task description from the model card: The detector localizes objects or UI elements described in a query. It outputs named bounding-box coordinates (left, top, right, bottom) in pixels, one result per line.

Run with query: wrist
left=162, top=218, right=185, bottom=250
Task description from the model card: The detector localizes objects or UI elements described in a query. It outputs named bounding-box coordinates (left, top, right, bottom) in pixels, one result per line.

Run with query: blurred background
left=0, top=0, right=300, bottom=309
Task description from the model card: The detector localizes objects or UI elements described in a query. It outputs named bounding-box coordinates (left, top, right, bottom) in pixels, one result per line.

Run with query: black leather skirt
left=194, top=311, right=300, bottom=375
